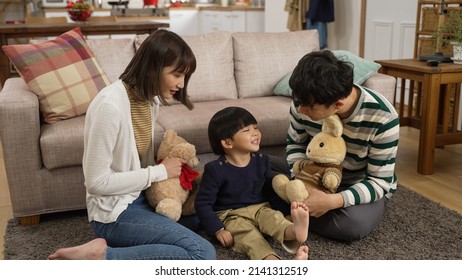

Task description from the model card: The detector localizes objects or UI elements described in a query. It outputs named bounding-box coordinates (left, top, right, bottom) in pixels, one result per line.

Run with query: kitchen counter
left=0, top=20, right=169, bottom=85
left=43, top=8, right=112, bottom=12
left=43, top=7, right=169, bottom=21
left=170, top=6, right=264, bottom=11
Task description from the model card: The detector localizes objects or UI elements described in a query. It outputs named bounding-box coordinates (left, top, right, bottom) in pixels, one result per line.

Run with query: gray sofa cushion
left=86, top=38, right=135, bottom=83
left=40, top=115, right=85, bottom=169
left=41, top=115, right=166, bottom=170
left=183, top=32, right=238, bottom=102
left=362, top=73, right=396, bottom=104
left=156, top=96, right=292, bottom=154
left=232, top=30, right=320, bottom=99
left=135, top=32, right=238, bottom=103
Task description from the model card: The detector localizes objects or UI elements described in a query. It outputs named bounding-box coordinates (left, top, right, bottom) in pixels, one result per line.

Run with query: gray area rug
left=3, top=186, right=462, bottom=260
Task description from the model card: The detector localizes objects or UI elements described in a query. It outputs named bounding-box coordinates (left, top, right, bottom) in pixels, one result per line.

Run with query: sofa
left=0, top=29, right=396, bottom=225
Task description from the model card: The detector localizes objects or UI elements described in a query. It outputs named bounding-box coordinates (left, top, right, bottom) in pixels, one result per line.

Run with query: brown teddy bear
left=145, top=130, right=201, bottom=221
left=272, top=114, right=346, bottom=203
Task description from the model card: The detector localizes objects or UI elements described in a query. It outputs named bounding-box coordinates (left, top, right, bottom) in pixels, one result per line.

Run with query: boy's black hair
left=289, top=50, right=354, bottom=107
left=208, top=107, right=257, bottom=155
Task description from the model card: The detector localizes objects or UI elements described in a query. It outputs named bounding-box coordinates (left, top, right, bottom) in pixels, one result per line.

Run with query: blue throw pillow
left=273, top=71, right=293, bottom=97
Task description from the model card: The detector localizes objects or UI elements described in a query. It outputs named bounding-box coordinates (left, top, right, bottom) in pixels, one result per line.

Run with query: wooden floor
left=0, top=126, right=461, bottom=260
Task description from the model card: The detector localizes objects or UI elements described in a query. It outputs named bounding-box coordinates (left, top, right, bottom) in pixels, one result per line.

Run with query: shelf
left=414, top=0, right=462, bottom=58
left=419, top=0, right=462, bottom=3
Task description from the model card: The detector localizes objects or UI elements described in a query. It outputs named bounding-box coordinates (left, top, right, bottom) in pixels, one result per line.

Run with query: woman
left=48, top=30, right=216, bottom=260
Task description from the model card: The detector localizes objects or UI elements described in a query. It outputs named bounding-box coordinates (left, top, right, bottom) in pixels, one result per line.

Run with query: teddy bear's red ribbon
left=179, top=165, right=199, bottom=190
left=157, top=159, right=199, bottom=190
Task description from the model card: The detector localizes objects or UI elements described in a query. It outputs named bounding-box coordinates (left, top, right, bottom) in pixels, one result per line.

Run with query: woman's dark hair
left=208, top=107, right=257, bottom=155
left=289, top=50, right=354, bottom=107
left=120, top=29, right=196, bottom=109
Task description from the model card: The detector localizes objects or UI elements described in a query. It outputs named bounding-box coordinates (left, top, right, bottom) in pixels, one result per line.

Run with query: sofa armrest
left=0, top=78, right=43, bottom=212
left=362, top=72, right=396, bottom=104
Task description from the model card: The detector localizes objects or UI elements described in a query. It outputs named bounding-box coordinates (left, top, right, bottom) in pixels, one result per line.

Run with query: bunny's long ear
left=322, top=115, right=343, bottom=137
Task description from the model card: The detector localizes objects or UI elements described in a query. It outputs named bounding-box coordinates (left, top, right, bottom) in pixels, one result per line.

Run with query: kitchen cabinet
left=170, top=8, right=264, bottom=35
left=169, top=9, right=200, bottom=36
left=200, top=10, right=246, bottom=33
left=245, top=10, right=264, bottom=32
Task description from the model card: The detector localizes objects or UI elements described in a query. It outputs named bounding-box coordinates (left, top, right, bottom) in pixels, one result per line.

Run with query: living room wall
left=265, top=0, right=362, bottom=54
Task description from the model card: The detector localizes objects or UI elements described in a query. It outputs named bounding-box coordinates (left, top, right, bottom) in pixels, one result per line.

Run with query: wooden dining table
left=0, top=20, right=169, bottom=86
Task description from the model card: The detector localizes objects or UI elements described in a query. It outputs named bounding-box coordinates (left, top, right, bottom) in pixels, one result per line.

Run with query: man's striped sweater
left=286, top=85, right=400, bottom=207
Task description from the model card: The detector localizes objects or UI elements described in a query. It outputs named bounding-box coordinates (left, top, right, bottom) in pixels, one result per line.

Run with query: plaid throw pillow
left=2, top=27, right=110, bottom=123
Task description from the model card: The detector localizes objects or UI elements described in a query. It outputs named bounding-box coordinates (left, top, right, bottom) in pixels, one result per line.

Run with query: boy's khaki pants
left=217, top=202, right=300, bottom=260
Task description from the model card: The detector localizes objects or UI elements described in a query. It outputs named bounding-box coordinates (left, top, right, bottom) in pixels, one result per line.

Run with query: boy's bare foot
left=263, top=254, right=280, bottom=260
left=291, top=201, right=309, bottom=242
left=48, top=238, right=107, bottom=260
left=293, top=245, right=309, bottom=260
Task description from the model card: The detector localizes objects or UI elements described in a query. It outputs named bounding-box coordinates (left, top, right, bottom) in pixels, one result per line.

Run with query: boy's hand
left=215, top=228, right=233, bottom=248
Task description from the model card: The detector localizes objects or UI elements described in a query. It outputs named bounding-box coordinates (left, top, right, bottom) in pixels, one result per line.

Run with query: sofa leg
left=19, top=215, right=40, bottom=225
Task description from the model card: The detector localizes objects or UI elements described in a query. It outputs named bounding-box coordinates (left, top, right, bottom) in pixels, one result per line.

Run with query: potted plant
left=441, top=9, right=462, bottom=63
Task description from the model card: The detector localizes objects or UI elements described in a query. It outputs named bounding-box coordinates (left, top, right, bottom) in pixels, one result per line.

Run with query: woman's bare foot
left=293, top=245, right=309, bottom=260
left=291, top=201, right=309, bottom=242
left=48, top=238, right=107, bottom=260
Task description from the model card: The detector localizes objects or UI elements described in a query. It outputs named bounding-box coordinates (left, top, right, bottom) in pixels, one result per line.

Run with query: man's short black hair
left=289, top=50, right=354, bottom=107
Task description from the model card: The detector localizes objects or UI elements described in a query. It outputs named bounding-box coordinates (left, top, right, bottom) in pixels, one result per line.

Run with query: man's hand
left=304, top=186, right=344, bottom=217
left=215, top=228, right=233, bottom=248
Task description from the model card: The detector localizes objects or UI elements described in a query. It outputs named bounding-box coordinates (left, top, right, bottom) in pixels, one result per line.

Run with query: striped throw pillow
left=2, top=27, right=110, bottom=123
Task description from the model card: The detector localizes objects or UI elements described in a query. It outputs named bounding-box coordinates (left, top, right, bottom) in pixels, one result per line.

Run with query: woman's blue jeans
left=90, top=192, right=216, bottom=260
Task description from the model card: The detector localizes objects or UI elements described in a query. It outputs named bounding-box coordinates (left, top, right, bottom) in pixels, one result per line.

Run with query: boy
left=195, top=107, right=309, bottom=260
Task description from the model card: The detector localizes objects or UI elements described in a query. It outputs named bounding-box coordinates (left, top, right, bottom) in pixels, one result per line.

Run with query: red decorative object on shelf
left=144, top=0, right=158, bottom=6
left=67, top=0, right=94, bottom=22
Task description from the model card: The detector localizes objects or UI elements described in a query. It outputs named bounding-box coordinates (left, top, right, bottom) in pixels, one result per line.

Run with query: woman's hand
left=215, top=228, right=233, bottom=248
left=161, top=157, right=186, bottom=179
left=303, top=186, right=344, bottom=217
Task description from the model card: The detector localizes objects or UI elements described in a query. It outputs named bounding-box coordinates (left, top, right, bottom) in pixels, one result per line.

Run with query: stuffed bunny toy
left=273, top=114, right=347, bottom=203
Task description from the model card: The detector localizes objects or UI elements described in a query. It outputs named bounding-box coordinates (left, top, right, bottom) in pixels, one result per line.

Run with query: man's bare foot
left=48, top=238, right=107, bottom=260
left=293, top=245, right=309, bottom=260
left=291, top=201, right=309, bottom=242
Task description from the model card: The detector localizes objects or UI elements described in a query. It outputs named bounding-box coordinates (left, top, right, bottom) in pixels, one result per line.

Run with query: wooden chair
left=24, top=16, right=68, bottom=24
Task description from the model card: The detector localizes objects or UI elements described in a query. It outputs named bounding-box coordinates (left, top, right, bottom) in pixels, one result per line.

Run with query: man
left=279, top=50, right=399, bottom=241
